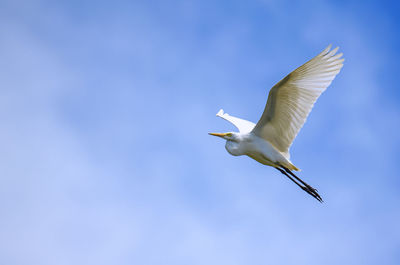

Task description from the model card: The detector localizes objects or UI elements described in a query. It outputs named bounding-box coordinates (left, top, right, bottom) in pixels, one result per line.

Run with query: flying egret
left=209, top=45, right=344, bottom=202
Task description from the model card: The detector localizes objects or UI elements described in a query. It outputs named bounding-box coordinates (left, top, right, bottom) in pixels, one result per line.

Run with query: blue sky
left=1, top=0, right=399, bottom=264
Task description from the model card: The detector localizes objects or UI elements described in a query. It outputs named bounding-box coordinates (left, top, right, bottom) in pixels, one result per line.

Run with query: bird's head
left=208, top=132, right=237, bottom=141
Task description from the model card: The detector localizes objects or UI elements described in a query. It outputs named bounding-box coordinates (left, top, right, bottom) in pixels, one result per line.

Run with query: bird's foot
left=305, top=184, right=318, bottom=193
left=302, top=186, right=323, bottom=203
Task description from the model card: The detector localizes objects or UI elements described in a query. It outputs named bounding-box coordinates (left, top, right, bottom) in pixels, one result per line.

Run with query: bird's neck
left=225, top=140, right=244, bottom=156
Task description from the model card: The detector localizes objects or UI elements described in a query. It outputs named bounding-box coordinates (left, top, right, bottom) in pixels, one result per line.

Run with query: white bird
left=209, top=45, right=344, bottom=202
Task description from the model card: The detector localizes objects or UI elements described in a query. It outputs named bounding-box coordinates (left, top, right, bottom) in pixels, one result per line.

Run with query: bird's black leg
left=281, top=167, right=323, bottom=202
left=276, top=167, right=303, bottom=189
left=275, top=167, right=323, bottom=202
left=282, top=167, right=318, bottom=191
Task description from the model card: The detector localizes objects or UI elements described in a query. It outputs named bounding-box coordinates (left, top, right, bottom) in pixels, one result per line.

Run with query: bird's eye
left=226, top=133, right=232, bottom=137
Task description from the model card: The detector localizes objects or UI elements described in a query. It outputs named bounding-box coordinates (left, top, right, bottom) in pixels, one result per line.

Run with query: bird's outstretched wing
left=252, top=45, right=344, bottom=155
left=216, top=109, right=256, bottom=133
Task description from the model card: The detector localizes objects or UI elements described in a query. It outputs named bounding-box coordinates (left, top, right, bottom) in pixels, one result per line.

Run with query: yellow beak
left=208, top=132, right=227, bottom=138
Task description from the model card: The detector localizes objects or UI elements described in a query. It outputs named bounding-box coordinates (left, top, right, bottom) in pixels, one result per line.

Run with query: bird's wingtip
left=216, top=109, right=224, bottom=117
left=319, top=44, right=332, bottom=56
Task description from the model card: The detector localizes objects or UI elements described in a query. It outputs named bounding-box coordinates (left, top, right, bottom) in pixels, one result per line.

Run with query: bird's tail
left=281, top=160, right=300, bottom=171
left=288, top=163, right=300, bottom=171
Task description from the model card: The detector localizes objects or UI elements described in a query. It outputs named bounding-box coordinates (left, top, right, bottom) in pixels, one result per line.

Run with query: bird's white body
left=224, top=132, right=296, bottom=170
left=210, top=45, right=344, bottom=201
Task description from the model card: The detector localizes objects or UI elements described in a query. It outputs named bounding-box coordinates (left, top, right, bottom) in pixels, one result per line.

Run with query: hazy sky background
left=1, top=0, right=399, bottom=265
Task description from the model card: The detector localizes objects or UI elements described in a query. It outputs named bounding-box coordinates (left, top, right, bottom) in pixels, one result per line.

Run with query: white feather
left=216, top=109, right=255, bottom=133
left=251, top=45, right=344, bottom=157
